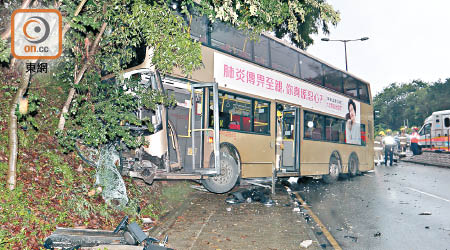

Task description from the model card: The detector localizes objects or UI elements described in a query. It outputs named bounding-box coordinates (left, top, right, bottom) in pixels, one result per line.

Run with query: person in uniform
left=410, top=127, right=421, bottom=155
left=382, top=129, right=395, bottom=166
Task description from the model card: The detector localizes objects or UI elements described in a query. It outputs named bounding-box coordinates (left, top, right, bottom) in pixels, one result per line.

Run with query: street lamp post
left=321, top=37, right=369, bottom=71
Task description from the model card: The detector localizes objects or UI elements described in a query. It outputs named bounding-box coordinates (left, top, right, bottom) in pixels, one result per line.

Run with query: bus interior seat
left=312, top=128, right=322, bottom=140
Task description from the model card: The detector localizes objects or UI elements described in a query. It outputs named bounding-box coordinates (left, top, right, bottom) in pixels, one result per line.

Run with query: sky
left=306, top=0, right=450, bottom=95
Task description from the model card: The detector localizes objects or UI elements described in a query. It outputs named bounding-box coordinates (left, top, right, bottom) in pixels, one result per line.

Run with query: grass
left=160, top=181, right=194, bottom=213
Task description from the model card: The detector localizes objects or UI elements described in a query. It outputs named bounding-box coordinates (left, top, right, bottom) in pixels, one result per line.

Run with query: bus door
left=189, top=83, right=221, bottom=175
left=276, top=103, right=300, bottom=173
left=165, top=81, right=220, bottom=175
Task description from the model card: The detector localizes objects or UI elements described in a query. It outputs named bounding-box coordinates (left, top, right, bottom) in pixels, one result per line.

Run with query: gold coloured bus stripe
left=293, top=191, right=342, bottom=250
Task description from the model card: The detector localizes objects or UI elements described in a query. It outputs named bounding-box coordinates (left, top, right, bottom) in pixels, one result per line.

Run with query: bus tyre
left=202, top=151, right=240, bottom=194
left=323, top=152, right=341, bottom=184
left=348, top=153, right=359, bottom=177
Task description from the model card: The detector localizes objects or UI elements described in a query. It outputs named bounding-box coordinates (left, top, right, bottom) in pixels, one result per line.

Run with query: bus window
left=325, top=117, right=344, bottom=143
left=218, top=93, right=251, bottom=131
left=282, top=111, right=296, bottom=140
left=253, top=100, right=270, bottom=134
left=270, top=41, right=300, bottom=77
left=211, top=91, right=270, bottom=134
left=360, top=124, right=367, bottom=146
left=343, top=74, right=359, bottom=98
left=211, top=22, right=253, bottom=60
left=304, top=111, right=324, bottom=140
left=253, top=36, right=270, bottom=67
left=190, top=15, right=208, bottom=44
left=299, top=54, right=323, bottom=85
left=359, top=82, right=370, bottom=103
left=323, top=65, right=343, bottom=92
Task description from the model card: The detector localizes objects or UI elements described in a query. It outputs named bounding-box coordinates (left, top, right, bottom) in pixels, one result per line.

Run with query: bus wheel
left=323, top=152, right=341, bottom=184
left=348, top=153, right=359, bottom=177
left=202, top=151, right=240, bottom=193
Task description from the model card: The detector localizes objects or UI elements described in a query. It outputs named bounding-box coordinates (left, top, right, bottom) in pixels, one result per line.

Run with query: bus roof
left=261, top=32, right=370, bottom=86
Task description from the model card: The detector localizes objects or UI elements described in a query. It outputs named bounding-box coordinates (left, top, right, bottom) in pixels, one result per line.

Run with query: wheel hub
left=211, top=159, right=232, bottom=184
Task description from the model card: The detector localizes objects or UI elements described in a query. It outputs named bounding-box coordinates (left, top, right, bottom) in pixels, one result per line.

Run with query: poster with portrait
left=345, top=99, right=361, bottom=145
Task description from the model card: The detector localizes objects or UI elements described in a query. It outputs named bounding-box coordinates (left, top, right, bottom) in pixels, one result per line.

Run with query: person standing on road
left=410, top=127, right=421, bottom=155
left=398, top=127, right=408, bottom=153
left=382, top=129, right=395, bottom=166
left=374, top=131, right=385, bottom=165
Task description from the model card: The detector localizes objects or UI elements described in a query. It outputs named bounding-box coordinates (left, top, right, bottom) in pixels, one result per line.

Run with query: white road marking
left=189, top=211, right=214, bottom=250
left=406, top=187, right=450, bottom=203
left=363, top=174, right=374, bottom=177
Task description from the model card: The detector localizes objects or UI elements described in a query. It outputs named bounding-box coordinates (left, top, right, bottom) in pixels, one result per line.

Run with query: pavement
left=87, top=184, right=321, bottom=250
left=149, top=184, right=321, bottom=250
left=401, top=151, right=450, bottom=167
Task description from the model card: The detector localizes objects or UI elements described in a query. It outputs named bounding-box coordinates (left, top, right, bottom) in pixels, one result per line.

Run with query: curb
left=400, top=159, right=450, bottom=168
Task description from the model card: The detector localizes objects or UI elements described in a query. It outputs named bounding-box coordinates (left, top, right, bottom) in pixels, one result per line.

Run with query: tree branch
left=57, top=22, right=107, bottom=130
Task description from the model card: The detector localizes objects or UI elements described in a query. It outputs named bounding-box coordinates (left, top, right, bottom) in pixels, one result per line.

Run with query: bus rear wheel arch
left=323, top=151, right=342, bottom=184
left=348, top=152, right=360, bottom=177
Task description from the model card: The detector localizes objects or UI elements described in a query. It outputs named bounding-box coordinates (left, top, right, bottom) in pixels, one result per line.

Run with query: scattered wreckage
left=44, top=216, right=172, bottom=250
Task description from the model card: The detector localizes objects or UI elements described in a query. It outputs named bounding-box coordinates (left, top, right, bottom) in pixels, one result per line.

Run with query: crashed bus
left=102, top=15, right=375, bottom=194
left=418, top=110, right=450, bottom=152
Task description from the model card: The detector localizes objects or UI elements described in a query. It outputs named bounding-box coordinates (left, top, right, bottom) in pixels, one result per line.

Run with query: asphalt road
left=290, top=162, right=450, bottom=250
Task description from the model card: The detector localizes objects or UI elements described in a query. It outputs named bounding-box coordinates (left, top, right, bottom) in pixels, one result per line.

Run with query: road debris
left=142, top=218, right=153, bottom=224
left=44, top=216, right=173, bottom=249
left=344, top=235, right=358, bottom=242
left=300, top=239, right=313, bottom=248
left=374, top=231, right=382, bottom=237
left=190, top=185, right=208, bottom=192
left=419, top=212, right=432, bottom=215
left=225, top=187, right=274, bottom=206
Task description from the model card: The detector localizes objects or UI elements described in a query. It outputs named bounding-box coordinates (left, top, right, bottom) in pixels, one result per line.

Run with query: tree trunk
left=7, top=62, right=33, bottom=190
left=57, top=22, right=107, bottom=130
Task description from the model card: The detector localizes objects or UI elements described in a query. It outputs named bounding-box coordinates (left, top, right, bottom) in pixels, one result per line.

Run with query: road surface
left=290, top=162, right=450, bottom=250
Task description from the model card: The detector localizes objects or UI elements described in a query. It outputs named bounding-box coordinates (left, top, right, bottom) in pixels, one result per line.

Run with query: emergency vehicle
left=418, top=110, right=450, bottom=152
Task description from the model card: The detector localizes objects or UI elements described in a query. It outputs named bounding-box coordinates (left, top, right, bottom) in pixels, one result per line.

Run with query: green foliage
left=60, top=76, right=176, bottom=151
left=0, top=39, right=10, bottom=63
left=16, top=91, right=45, bottom=131
left=185, top=0, right=340, bottom=49
left=374, top=79, right=450, bottom=132
left=100, top=0, right=203, bottom=75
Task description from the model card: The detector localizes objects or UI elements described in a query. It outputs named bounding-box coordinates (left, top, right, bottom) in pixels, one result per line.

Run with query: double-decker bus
left=418, top=110, right=450, bottom=152
left=111, top=14, right=374, bottom=193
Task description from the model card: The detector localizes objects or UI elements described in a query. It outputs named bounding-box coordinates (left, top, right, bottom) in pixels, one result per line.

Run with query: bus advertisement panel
left=214, top=52, right=361, bottom=145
